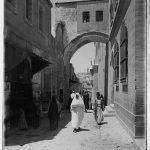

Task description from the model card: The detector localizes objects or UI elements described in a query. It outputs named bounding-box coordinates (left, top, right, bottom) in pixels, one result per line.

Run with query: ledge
left=109, top=0, right=131, bottom=46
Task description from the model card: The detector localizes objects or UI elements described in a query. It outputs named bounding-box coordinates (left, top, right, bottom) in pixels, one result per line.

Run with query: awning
left=29, top=52, right=50, bottom=75
left=5, top=42, right=51, bottom=75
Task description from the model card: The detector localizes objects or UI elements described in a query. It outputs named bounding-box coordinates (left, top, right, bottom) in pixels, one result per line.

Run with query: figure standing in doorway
left=48, top=91, right=59, bottom=130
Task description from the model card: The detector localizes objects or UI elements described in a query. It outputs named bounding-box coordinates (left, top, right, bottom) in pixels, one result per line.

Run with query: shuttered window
left=113, top=41, right=119, bottom=83
left=120, top=23, right=128, bottom=92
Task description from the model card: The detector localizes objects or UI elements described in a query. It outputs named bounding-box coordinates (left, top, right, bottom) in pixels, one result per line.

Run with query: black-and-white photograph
left=3, top=0, right=148, bottom=149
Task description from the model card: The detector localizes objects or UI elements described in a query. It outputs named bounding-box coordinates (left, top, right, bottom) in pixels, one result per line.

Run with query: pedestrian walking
left=48, top=92, right=59, bottom=130
left=70, top=93, right=85, bottom=133
left=94, top=91, right=104, bottom=125
left=100, top=94, right=105, bottom=111
left=83, top=91, right=89, bottom=112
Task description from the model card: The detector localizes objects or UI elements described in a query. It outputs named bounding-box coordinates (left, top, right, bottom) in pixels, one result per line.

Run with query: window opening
left=96, top=11, right=103, bottom=22
left=82, top=11, right=90, bottom=23
left=26, top=0, right=32, bottom=22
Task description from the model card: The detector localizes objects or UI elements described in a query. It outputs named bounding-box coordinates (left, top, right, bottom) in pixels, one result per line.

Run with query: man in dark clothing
left=100, top=94, right=105, bottom=111
left=48, top=94, right=59, bottom=130
left=83, top=91, right=89, bottom=112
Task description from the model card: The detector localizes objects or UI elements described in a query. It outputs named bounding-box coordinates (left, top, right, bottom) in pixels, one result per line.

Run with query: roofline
left=55, top=0, right=108, bottom=5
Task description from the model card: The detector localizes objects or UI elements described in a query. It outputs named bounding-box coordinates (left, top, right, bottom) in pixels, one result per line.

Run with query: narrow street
left=5, top=108, right=137, bottom=150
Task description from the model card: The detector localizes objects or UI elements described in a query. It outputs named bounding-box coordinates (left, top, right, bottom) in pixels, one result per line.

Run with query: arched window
left=120, top=23, right=128, bottom=91
left=113, top=41, right=119, bottom=83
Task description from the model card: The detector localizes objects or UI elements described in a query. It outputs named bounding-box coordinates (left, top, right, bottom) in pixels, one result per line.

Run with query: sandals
left=73, top=128, right=78, bottom=133
left=73, top=127, right=81, bottom=133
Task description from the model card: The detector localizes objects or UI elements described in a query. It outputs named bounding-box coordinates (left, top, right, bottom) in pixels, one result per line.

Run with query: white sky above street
left=70, top=42, right=95, bottom=73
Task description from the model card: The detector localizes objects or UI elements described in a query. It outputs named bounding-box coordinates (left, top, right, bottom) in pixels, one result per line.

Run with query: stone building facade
left=107, top=0, right=146, bottom=138
left=90, top=0, right=146, bottom=140
left=77, top=0, right=109, bottom=34
left=4, top=0, right=57, bottom=129
left=53, top=0, right=109, bottom=107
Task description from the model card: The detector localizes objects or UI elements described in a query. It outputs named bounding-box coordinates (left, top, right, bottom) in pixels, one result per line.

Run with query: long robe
left=48, top=96, right=59, bottom=130
left=70, top=95, right=85, bottom=129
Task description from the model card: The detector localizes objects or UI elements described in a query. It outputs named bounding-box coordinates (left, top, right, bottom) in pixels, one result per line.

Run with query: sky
left=70, top=42, right=95, bottom=73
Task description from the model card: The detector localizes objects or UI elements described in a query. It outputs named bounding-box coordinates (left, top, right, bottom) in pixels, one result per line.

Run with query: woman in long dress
left=70, top=93, right=85, bottom=133
left=94, top=92, right=104, bottom=125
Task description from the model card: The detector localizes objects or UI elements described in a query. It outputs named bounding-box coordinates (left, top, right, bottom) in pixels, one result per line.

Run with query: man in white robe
left=70, top=93, right=85, bottom=133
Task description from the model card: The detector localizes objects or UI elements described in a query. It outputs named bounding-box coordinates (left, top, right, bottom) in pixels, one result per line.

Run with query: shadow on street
left=5, top=110, right=71, bottom=146
left=98, top=121, right=108, bottom=126
left=78, top=128, right=90, bottom=132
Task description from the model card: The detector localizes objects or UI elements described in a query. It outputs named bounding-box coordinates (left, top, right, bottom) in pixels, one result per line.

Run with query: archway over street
left=63, top=31, right=109, bottom=65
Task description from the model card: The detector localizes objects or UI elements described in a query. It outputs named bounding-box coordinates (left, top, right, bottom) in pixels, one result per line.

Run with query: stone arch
left=63, top=31, right=109, bottom=65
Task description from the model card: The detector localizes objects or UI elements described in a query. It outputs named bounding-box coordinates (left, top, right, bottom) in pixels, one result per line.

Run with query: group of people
left=47, top=89, right=105, bottom=132
left=70, top=90, right=105, bottom=133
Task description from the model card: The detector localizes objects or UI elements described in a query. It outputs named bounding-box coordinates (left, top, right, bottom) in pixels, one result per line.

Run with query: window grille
left=7, top=0, right=16, bottom=7
left=6, top=0, right=17, bottom=12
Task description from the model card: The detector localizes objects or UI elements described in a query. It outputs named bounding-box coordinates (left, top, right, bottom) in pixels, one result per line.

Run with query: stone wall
left=54, top=3, right=77, bottom=45
left=134, top=0, right=146, bottom=137
left=113, top=0, right=136, bottom=137
left=94, top=42, right=106, bottom=96
left=5, top=0, right=54, bottom=56
left=107, top=0, right=146, bottom=138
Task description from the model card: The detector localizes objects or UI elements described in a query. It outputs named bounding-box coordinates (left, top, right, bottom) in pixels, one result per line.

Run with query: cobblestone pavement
left=4, top=110, right=137, bottom=150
